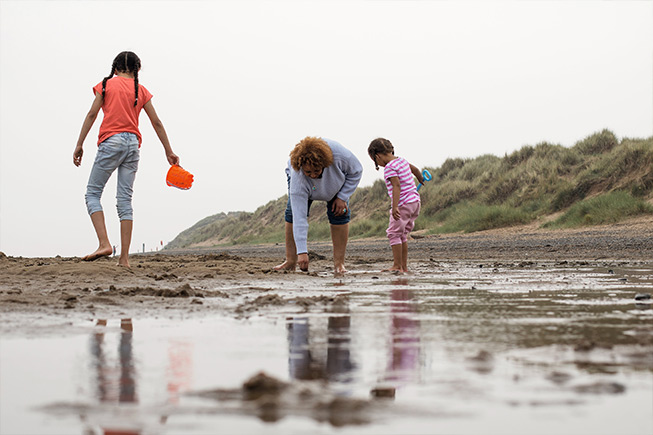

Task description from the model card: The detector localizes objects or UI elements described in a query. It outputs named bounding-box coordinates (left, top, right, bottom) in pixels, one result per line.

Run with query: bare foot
left=273, top=260, right=296, bottom=271
left=82, top=247, right=113, bottom=261
left=381, top=266, right=403, bottom=274
left=334, top=264, right=348, bottom=277
left=117, top=260, right=131, bottom=269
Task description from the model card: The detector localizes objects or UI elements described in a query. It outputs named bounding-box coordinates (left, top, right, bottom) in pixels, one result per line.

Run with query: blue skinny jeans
left=85, top=132, right=140, bottom=221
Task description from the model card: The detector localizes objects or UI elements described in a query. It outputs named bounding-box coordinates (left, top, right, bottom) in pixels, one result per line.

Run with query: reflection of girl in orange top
left=73, top=51, right=180, bottom=268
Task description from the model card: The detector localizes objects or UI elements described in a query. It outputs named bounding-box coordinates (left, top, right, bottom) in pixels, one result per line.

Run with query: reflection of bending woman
left=275, top=137, right=363, bottom=275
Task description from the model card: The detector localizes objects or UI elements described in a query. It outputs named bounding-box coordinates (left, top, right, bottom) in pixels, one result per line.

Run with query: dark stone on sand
left=242, top=371, right=287, bottom=400
left=468, top=350, right=493, bottom=362
left=546, top=371, right=572, bottom=385
left=573, top=381, right=626, bottom=395
left=574, top=340, right=596, bottom=352
left=634, top=293, right=651, bottom=301
left=370, top=387, right=396, bottom=399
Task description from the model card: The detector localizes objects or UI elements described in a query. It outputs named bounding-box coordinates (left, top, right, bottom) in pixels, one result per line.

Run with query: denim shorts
left=85, top=133, right=140, bottom=220
left=283, top=174, right=350, bottom=225
left=284, top=196, right=351, bottom=225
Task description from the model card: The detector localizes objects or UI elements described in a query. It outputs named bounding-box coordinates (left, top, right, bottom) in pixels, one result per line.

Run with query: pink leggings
left=387, top=201, right=421, bottom=246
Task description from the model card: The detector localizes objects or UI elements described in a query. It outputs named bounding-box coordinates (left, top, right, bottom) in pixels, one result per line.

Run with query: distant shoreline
left=161, top=214, right=653, bottom=262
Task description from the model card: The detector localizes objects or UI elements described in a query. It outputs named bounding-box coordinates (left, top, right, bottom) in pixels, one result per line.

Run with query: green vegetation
left=544, top=191, right=653, bottom=229
left=165, top=130, right=653, bottom=250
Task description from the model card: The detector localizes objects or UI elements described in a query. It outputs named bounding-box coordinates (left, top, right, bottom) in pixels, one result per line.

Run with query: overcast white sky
left=0, top=0, right=651, bottom=258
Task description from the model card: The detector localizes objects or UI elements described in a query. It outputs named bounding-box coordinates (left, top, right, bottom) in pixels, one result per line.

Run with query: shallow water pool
left=1, top=262, right=652, bottom=434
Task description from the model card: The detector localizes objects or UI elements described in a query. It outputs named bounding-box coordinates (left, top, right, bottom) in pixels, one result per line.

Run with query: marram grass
left=166, top=130, right=653, bottom=249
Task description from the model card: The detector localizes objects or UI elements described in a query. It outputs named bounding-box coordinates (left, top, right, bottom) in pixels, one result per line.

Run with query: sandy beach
left=1, top=217, right=652, bottom=434
left=1, top=216, right=652, bottom=322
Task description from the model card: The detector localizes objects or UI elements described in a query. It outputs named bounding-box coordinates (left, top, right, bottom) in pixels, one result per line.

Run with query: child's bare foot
left=117, top=260, right=131, bottom=268
left=382, top=266, right=403, bottom=273
left=334, top=264, right=348, bottom=276
left=81, top=247, right=112, bottom=261
left=273, top=260, right=296, bottom=271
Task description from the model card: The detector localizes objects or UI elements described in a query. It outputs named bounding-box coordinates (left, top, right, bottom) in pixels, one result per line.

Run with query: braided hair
left=101, top=51, right=142, bottom=107
left=368, top=138, right=394, bottom=170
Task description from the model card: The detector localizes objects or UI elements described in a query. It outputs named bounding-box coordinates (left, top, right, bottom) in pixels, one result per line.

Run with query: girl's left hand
left=167, top=152, right=180, bottom=166
left=392, top=207, right=400, bottom=220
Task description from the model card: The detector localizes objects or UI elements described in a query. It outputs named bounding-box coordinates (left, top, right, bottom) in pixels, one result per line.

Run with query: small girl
left=368, top=138, right=424, bottom=273
left=73, top=51, right=180, bottom=268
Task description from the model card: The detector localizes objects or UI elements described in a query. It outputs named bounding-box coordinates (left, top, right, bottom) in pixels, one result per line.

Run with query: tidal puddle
left=1, top=262, right=652, bottom=434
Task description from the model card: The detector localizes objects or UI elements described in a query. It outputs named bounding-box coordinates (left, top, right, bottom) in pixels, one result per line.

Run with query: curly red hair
left=290, top=137, right=334, bottom=171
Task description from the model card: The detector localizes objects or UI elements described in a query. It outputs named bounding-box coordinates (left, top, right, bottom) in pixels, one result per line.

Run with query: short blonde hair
left=290, top=137, right=334, bottom=171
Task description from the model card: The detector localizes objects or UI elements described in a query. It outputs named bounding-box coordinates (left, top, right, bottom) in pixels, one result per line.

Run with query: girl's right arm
left=409, top=163, right=424, bottom=185
left=73, top=92, right=103, bottom=167
left=143, top=101, right=180, bottom=166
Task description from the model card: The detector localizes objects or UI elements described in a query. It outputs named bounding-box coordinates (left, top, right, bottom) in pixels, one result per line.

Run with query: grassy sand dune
left=167, top=130, right=653, bottom=250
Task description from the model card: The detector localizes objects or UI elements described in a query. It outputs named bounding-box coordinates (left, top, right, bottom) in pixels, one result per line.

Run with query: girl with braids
left=73, top=51, right=179, bottom=268
left=368, top=138, right=424, bottom=273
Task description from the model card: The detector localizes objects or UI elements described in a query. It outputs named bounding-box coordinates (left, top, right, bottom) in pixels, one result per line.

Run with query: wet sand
left=1, top=217, right=652, bottom=434
left=1, top=216, right=652, bottom=321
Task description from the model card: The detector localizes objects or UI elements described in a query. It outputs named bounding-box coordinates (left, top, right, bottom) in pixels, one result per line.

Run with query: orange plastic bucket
left=166, top=165, right=194, bottom=190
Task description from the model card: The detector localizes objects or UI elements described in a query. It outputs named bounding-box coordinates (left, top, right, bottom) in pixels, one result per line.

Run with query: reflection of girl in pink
left=387, top=288, right=421, bottom=383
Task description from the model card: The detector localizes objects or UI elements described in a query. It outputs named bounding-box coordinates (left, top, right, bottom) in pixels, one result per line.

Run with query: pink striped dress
left=383, top=157, right=420, bottom=206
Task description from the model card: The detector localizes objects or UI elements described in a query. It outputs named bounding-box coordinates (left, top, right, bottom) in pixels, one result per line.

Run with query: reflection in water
left=166, top=340, right=193, bottom=405
left=386, top=288, right=420, bottom=385
left=13, top=263, right=650, bottom=434
left=86, top=318, right=142, bottom=434
left=84, top=319, right=193, bottom=435
left=287, top=304, right=355, bottom=385
left=90, top=319, right=137, bottom=406
left=287, top=286, right=423, bottom=395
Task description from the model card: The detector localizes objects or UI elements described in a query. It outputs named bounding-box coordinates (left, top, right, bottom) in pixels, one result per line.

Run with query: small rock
left=634, top=293, right=651, bottom=301
left=468, top=350, right=493, bottom=362
left=574, top=382, right=626, bottom=395
left=574, top=340, right=596, bottom=352
left=242, top=372, right=287, bottom=400
left=546, top=371, right=572, bottom=385
left=370, top=387, right=395, bottom=399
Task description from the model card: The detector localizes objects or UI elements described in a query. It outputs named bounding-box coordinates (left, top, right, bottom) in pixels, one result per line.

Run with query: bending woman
left=274, top=137, right=363, bottom=275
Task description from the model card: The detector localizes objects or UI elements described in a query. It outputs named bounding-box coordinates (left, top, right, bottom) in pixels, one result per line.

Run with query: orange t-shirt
left=92, top=76, right=153, bottom=146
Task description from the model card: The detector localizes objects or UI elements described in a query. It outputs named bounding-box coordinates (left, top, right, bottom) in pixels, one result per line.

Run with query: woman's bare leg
left=331, top=223, right=349, bottom=275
